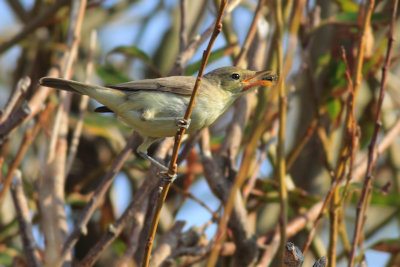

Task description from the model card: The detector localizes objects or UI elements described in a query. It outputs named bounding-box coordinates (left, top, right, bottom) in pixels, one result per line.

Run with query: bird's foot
left=159, top=170, right=177, bottom=183
left=176, top=118, right=191, bottom=130
left=138, top=152, right=168, bottom=171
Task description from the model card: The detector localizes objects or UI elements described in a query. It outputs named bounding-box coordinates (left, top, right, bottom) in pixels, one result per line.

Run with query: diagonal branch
left=141, top=1, right=229, bottom=266
left=0, top=0, right=70, bottom=54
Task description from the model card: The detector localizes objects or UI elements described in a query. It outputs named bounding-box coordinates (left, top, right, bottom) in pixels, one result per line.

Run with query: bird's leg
left=137, top=137, right=168, bottom=171
left=138, top=152, right=168, bottom=171
left=140, top=110, right=191, bottom=130
left=137, top=137, right=178, bottom=182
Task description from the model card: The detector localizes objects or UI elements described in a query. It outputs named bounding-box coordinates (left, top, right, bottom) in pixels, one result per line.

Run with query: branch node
left=216, top=22, right=222, bottom=32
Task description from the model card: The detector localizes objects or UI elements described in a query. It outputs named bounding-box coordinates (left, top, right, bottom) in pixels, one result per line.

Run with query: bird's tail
left=39, top=77, right=94, bottom=95
left=39, top=77, right=127, bottom=111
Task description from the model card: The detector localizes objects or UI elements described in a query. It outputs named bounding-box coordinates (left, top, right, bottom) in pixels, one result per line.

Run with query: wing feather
left=107, top=76, right=198, bottom=96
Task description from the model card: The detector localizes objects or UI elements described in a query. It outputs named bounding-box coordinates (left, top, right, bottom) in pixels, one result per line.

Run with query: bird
left=39, top=66, right=278, bottom=170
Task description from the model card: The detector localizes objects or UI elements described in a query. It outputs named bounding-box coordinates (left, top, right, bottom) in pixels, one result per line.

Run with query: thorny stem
left=140, top=1, right=228, bottom=266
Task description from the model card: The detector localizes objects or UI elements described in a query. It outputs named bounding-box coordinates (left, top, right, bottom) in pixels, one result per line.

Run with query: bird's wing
left=108, top=76, right=198, bottom=96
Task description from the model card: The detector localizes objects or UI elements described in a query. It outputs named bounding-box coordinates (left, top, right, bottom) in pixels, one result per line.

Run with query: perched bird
left=40, top=66, right=277, bottom=170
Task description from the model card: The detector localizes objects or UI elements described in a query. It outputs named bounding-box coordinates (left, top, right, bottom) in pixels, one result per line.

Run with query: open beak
left=241, top=70, right=278, bottom=91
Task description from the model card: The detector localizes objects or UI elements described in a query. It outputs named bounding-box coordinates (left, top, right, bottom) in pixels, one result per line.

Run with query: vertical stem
left=40, top=1, right=87, bottom=265
left=348, top=0, right=396, bottom=265
left=274, top=0, right=288, bottom=265
left=328, top=190, right=339, bottom=267
left=10, top=170, right=42, bottom=267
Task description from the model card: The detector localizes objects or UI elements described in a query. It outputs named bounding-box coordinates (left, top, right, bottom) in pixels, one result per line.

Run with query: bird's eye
left=231, top=73, right=240, bottom=80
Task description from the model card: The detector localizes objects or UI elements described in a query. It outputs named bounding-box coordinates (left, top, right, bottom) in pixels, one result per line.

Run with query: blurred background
left=0, top=0, right=399, bottom=266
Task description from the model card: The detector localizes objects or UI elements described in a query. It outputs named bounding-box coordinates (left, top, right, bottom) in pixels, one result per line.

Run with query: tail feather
left=39, top=77, right=83, bottom=94
left=39, top=77, right=127, bottom=112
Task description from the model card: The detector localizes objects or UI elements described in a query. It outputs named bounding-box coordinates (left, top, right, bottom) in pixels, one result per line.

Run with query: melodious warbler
left=40, top=66, right=277, bottom=170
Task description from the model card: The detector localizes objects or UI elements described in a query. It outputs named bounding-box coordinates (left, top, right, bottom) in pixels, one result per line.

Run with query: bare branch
left=10, top=170, right=42, bottom=267
left=0, top=0, right=70, bottom=54
left=349, top=1, right=396, bottom=265
left=0, top=77, right=30, bottom=125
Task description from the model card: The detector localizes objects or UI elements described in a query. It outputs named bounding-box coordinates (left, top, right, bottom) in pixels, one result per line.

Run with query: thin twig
left=327, top=46, right=357, bottom=266
left=302, top=46, right=357, bottom=257
left=207, top=103, right=277, bottom=266
left=39, top=1, right=87, bottom=265
left=352, top=116, right=400, bottom=183
left=118, top=197, right=149, bottom=267
left=65, top=30, right=97, bottom=175
left=172, top=184, right=220, bottom=220
left=274, top=0, right=288, bottom=265
left=348, top=1, right=396, bottom=266
left=141, top=1, right=228, bottom=267
left=243, top=130, right=277, bottom=200
left=5, top=0, right=29, bottom=23
left=78, top=138, right=174, bottom=267
left=57, top=134, right=136, bottom=265
left=0, top=77, right=30, bottom=124
left=169, top=0, right=241, bottom=75
left=7, top=67, right=60, bottom=138
left=258, top=202, right=324, bottom=266
left=282, top=0, right=304, bottom=77
left=0, top=0, right=70, bottom=54
left=10, top=170, right=42, bottom=267
left=302, top=180, right=337, bottom=255
left=351, top=0, right=375, bottom=101
left=149, top=221, right=186, bottom=267
left=0, top=103, right=54, bottom=205
left=234, top=0, right=266, bottom=67
left=171, top=0, right=188, bottom=75
left=0, top=101, right=31, bottom=141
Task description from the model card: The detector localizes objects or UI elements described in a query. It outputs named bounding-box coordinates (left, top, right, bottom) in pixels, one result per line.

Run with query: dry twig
left=10, top=170, right=42, bottom=267
left=348, top=1, right=397, bottom=265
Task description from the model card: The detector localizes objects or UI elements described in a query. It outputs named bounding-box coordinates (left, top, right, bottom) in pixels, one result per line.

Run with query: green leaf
left=334, top=0, right=358, bottom=12
left=345, top=184, right=400, bottom=207
left=362, top=38, right=388, bottom=74
left=96, top=65, right=131, bottom=85
left=359, top=120, right=374, bottom=149
left=326, top=97, right=342, bottom=120
left=335, top=12, right=358, bottom=23
left=335, top=12, right=389, bottom=23
left=371, top=239, right=400, bottom=254
left=0, top=252, right=13, bottom=266
left=107, top=45, right=152, bottom=65
left=326, top=58, right=347, bottom=93
left=0, top=246, right=21, bottom=266
left=112, top=239, right=127, bottom=257
left=371, top=13, right=390, bottom=23
left=369, top=190, right=400, bottom=206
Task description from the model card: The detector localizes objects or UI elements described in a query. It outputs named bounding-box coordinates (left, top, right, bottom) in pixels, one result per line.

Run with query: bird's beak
left=241, top=70, right=278, bottom=91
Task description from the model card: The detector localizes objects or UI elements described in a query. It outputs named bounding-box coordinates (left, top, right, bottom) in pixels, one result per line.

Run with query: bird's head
left=204, top=66, right=278, bottom=95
